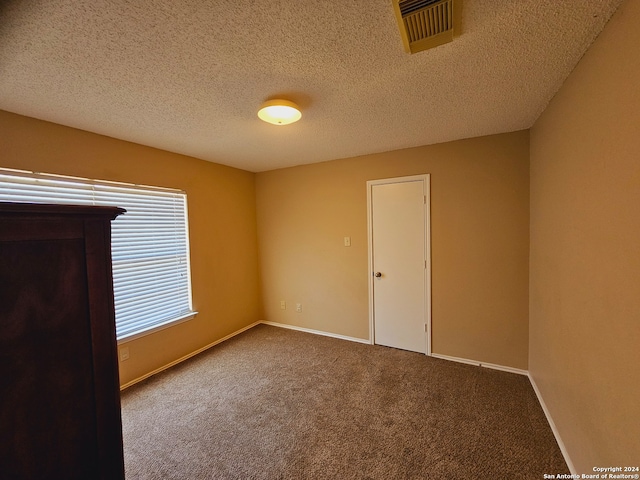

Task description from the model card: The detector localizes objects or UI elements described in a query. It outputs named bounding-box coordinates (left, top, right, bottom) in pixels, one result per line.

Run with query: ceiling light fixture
left=258, top=99, right=302, bottom=126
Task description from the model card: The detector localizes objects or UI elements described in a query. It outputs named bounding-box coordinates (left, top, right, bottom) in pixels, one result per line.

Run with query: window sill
left=117, top=311, right=198, bottom=345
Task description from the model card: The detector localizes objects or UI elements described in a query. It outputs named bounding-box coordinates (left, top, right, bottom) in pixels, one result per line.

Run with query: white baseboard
left=119, top=321, right=261, bottom=390
left=528, top=374, right=576, bottom=475
left=260, top=321, right=371, bottom=345
left=430, top=352, right=529, bottom=376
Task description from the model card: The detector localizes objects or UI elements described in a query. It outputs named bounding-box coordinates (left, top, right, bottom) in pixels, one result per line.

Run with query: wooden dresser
left=0, top=202, right=126, bottom=479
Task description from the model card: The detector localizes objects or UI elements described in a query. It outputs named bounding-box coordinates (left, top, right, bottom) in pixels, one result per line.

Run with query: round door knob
left=374, top=272, right=382, bottom=277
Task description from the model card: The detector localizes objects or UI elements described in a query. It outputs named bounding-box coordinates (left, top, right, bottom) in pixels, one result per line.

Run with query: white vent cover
left=393, top=0, right=462, bottom=54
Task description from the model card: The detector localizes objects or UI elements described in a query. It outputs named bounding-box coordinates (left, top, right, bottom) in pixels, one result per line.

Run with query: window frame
left=0, top=168, right=197, bottom=342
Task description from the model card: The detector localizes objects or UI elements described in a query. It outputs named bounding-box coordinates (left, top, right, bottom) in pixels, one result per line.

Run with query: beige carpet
left=121, top=324, right=568, bottom=479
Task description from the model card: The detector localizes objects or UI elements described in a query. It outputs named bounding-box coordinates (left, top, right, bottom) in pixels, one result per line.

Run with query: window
left=0, top=169, right=196, bottom=341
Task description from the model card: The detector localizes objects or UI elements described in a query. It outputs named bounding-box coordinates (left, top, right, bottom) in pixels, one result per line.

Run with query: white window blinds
left=0, top=169, right=195, bottom=341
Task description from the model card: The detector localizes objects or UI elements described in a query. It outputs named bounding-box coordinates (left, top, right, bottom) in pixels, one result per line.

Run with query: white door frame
left=366, top=174, right=432, bottom=355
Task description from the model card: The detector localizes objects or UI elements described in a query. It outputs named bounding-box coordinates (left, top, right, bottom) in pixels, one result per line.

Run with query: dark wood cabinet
left=0, top=202, right=126, bottom=479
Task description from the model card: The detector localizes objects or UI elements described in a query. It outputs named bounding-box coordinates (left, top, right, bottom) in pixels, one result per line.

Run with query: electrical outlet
left=296, top=303, right=302, bottom=312
left=280, top=300, right=286, bottom=310
left=119, top=347, right=130, bottom=362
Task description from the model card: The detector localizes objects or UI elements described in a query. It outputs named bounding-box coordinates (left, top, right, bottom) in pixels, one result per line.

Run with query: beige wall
left=256, top=131, right=530, bottom=369
left=0, top=110, right=261, bottom=386
left=529, top=0, right=640, bottom=472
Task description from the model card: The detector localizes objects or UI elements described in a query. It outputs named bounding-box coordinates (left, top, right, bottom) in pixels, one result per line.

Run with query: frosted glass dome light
left=258, top=99, right=302, bottom=125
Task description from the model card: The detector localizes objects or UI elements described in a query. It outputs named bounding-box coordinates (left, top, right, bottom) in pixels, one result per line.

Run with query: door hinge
left=424, top=323, right=428, bottom=332
left=424, top=195, right=427, bottom=204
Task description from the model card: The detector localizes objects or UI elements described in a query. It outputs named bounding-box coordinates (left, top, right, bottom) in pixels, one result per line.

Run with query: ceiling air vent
left=393, top=0, right=462, bottom=54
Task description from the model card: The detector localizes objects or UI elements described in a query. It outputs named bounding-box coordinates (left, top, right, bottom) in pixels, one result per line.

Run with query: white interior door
left=368, top=175, right=430, bottom=354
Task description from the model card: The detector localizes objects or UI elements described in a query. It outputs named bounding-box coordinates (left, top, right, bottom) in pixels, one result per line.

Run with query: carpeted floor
left=121, top=324, right=568, bottom=479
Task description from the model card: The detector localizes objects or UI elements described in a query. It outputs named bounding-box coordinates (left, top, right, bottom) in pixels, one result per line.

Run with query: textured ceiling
left=0, top=0, right=624, bottom=172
